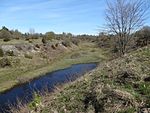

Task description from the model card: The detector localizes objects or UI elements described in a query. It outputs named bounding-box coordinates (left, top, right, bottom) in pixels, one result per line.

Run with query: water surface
left=0, top=63, right=97, bottom=113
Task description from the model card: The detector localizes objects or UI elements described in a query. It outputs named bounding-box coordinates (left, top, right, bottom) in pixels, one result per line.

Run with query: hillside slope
left=12, top=46, right=150, bottom=113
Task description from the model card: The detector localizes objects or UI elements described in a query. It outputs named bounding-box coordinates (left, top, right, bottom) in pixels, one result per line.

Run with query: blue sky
left=0, top=0, right=149, bottom=35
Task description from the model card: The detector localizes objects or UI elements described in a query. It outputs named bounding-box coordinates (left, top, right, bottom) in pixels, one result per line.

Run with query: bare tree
left=105, top=0, right=149, bottom=55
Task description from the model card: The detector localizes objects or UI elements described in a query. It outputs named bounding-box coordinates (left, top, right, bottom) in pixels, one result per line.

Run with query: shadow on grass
left=83, top=91, right=104, bottom=113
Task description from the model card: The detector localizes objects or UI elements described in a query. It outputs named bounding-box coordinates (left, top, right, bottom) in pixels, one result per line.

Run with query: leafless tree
left=105, top=0, right=149, bottom=55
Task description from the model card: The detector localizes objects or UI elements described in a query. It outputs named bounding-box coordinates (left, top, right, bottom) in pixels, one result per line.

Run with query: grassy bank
left=0, top=42, right=109, bottom=93
left=31, top=46, right=150, bottom=113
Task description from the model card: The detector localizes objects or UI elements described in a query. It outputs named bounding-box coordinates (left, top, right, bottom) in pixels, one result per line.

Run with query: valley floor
left=0, top=41, right=109, bottom=93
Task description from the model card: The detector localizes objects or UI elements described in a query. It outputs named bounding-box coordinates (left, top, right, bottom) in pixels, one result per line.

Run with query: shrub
left=62, top=40, right=71, bottom=47
left=45, top=31, right=55, bottom=41
left=0, top=57, right=12, bottom=68
left=97, top=36, right=112, bottom=48
left=42, top=37, right=47, bottom=44
left=136, top=37, right=150, bottom=47
left=5, top=50, right=14, bottom=56
left=71, top=39, right=80, bottom=45
left=0, top=27, right=12, bottom=41
left=55, top=43, right=59, bottom=47
left=51, top=44, right=56, bottom=49
left=0, top=57, right=20, bottom=68
left=135, top=26, right=150, bottom=47
left=35, top=44, right=40, bottom=48
left=3, top=37, right=11, bottom=42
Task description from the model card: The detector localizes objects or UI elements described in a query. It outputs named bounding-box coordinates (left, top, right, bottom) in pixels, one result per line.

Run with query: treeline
left=0, top=26, right=22, bottom=41
left=0, top=26, right=98, bottom=42
left=135, top=26, right=150, bottom=47
left=0, top=26, right=149, bottom=52
left=97, top=26, right=150, bottom=55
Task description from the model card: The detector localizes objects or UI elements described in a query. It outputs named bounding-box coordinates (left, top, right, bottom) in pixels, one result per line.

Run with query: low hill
left=36, top=46, right=149, bottom=113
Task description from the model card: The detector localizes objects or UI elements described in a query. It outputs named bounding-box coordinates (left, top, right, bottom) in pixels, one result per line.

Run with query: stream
left=0, top=63, right=97, bottom=113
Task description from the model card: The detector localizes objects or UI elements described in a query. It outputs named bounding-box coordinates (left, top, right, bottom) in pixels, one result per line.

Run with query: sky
left=0, top=0, right=149, bottom=35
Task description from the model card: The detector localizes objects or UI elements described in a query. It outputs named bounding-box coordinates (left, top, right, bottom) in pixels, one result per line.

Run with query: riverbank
left=0, top=41, right=109, bottom=93
left=0, top=63, right=97, bottom=113
left=37, top=45, right=149, bottom=113
left=11, top=45, right=150, bottom=113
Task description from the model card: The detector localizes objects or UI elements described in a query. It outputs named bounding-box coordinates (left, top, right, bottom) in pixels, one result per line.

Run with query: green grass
left=0, top=42, right=109, bottom=93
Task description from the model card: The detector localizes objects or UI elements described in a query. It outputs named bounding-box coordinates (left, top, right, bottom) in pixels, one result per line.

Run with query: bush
left=51, top=44, right=56, bottom=49
left=0, top=27, right=12, bottom=41
left=0, top=48, right=4, bottom=57
left=135, top=26, right=150, bottom=47
left=3, top=38, right=11, bottom=42
left=35, top=44, right=40, bottom=48
left=42, top=37, right=47, bottom=44
left=136, top=37, right=150, bottom=47
left=0, top=57, right=20, bottom=68
left=0, top=57, right=12, bottom=68
left=97, top=36, right=112, bottom=48
left=5, top=50, right=14, bottom=56
left=45, top=31, right=55, bottom=41
left=62, top=40, right=71, bottom=47
left=71, top=39, right=80, bottom=45
left=55, top=43, right=59, bottom=47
